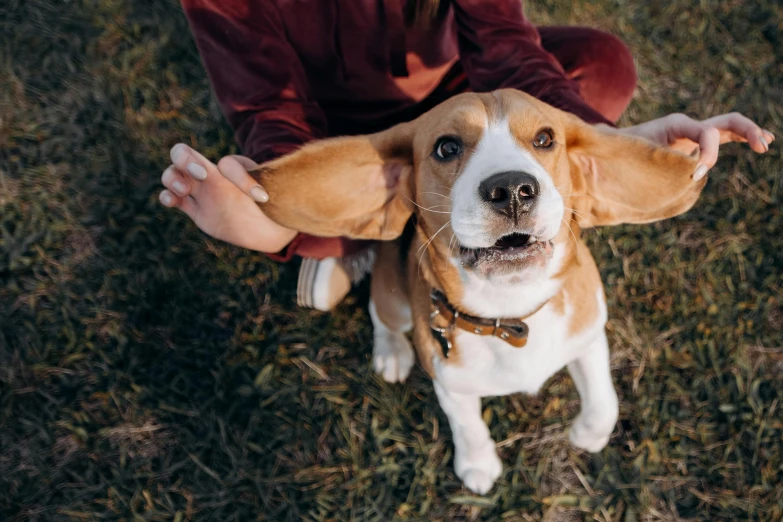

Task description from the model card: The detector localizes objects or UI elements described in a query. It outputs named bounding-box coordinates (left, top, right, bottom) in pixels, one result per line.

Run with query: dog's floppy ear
left=563, top=112, right=708, bottom=228
left=249, top=122, right=415, bottom=240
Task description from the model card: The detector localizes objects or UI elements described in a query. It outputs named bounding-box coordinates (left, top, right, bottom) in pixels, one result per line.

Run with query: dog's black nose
left=478, top=171, right=540, bottom=218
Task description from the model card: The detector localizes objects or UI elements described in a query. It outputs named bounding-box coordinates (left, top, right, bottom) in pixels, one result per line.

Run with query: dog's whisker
left=563, top=206, right=590, bottom=219
left=448, top=232, right=458, bottom=254
left=418, top=191, right=452, bottom=200
left=404, top=194, right=452, bottom=214
left=417, top=221, right=451, bottom=268
left=561, top=216, right=579, bottom=248
left=435, top=182, right=454, bottom=193
left=418, top=221, right=451, bottom=255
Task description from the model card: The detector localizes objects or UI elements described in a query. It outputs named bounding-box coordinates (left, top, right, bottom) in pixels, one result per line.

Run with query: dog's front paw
left=373, top=332, right=415, bottom=383
left=454, top=442, right=502, bottom=494
left=460, top=468, right=498, bottom=495
left=568, top=413, right=615, bottom=453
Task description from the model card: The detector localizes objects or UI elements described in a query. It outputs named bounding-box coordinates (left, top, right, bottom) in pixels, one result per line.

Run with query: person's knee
left=579, top=30, right=637, bottom=121
left=597, top=32, right=636, bottom=102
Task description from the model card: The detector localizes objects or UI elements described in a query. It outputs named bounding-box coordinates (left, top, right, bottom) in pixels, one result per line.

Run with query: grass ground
left=1, top=0, right=782, bottom=520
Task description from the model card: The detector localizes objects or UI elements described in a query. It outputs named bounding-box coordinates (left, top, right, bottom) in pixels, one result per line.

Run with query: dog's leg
left=434, top=381, right=502, bottom=494
left=567, top=332, right=619, bottom=452
left=369, top=242, right=415, bottom=383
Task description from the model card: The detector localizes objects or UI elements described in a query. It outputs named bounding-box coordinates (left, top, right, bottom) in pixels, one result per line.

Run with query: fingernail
left=160, top=191, right=173, bottom=206
left=250, top=185, right=268, bottom=203
left=172, top=180, right=187, bottom=195
left=187, top=162, right=207, bottom=180
left=693, top=164, right=709, bottom=181
left=760, top=136, right=769, bottom=152
left=170, top=144, right=186, bottom=164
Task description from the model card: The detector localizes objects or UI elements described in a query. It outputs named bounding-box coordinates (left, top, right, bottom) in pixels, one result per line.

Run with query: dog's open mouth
left=459, top=233, right=553, bottom=268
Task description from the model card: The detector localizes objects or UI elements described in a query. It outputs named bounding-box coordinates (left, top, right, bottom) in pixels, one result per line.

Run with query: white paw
left=568, top=414, right=615, bottom=453
left=454, top=442, right=502, bottom=494
left=373, top=332, right=415, bottom=383
left=460, top=469, right=497, bottom=495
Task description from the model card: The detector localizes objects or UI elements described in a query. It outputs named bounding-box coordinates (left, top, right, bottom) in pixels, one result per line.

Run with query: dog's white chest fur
left=433, top=288, right=607, bottom=398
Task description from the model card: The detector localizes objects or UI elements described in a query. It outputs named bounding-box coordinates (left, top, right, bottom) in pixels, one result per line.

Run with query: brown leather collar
left=429, top=289, right=533, bottom=355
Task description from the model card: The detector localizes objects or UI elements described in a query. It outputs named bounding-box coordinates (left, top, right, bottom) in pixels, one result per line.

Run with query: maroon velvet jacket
left=182, top=0, right=616, bottom=260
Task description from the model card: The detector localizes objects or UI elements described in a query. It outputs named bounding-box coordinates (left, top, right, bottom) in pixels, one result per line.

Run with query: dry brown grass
left=2, top=0, right=782, bottom=520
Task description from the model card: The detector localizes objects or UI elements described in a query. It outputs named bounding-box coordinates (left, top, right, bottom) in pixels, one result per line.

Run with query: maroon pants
left=292, top=26, right=637, bottom=260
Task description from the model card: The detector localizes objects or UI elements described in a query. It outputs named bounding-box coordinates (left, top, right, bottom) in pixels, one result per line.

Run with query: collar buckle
left=429, top=309, right=453, bottom=358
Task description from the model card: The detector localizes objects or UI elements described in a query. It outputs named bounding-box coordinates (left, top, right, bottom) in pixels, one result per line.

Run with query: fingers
left=165, top=143, right=268, bottom=203
left=159, top=189, right=198, bottom=218
left=162, top=143, right=210, bottom=215
left=695, top=126, right=721, bottom=173
left=664, top=115, right=719, bottom=179
left=217, top=155, right=269, bottom=203
left=161, top=165, right=192, bottom=197
left=228, top=154, right=260, bottom=171
left=703, top=113, right=768, bottom=152
left=170, top=143, right=215, bottom=181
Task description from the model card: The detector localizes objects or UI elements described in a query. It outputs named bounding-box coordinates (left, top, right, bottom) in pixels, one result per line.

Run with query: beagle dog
left=252, top=90, right=706, bottom=494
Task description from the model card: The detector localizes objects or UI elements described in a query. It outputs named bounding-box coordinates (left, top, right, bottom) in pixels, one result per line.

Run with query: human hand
left=622, top=112, right=774, bottom=180
left=159, top=143, right=297, bottom=253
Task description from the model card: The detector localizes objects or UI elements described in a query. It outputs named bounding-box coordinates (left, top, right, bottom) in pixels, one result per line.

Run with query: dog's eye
left=433, top=137, right=463, bottom=161
left=533, top=129, right=554, bottom=149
